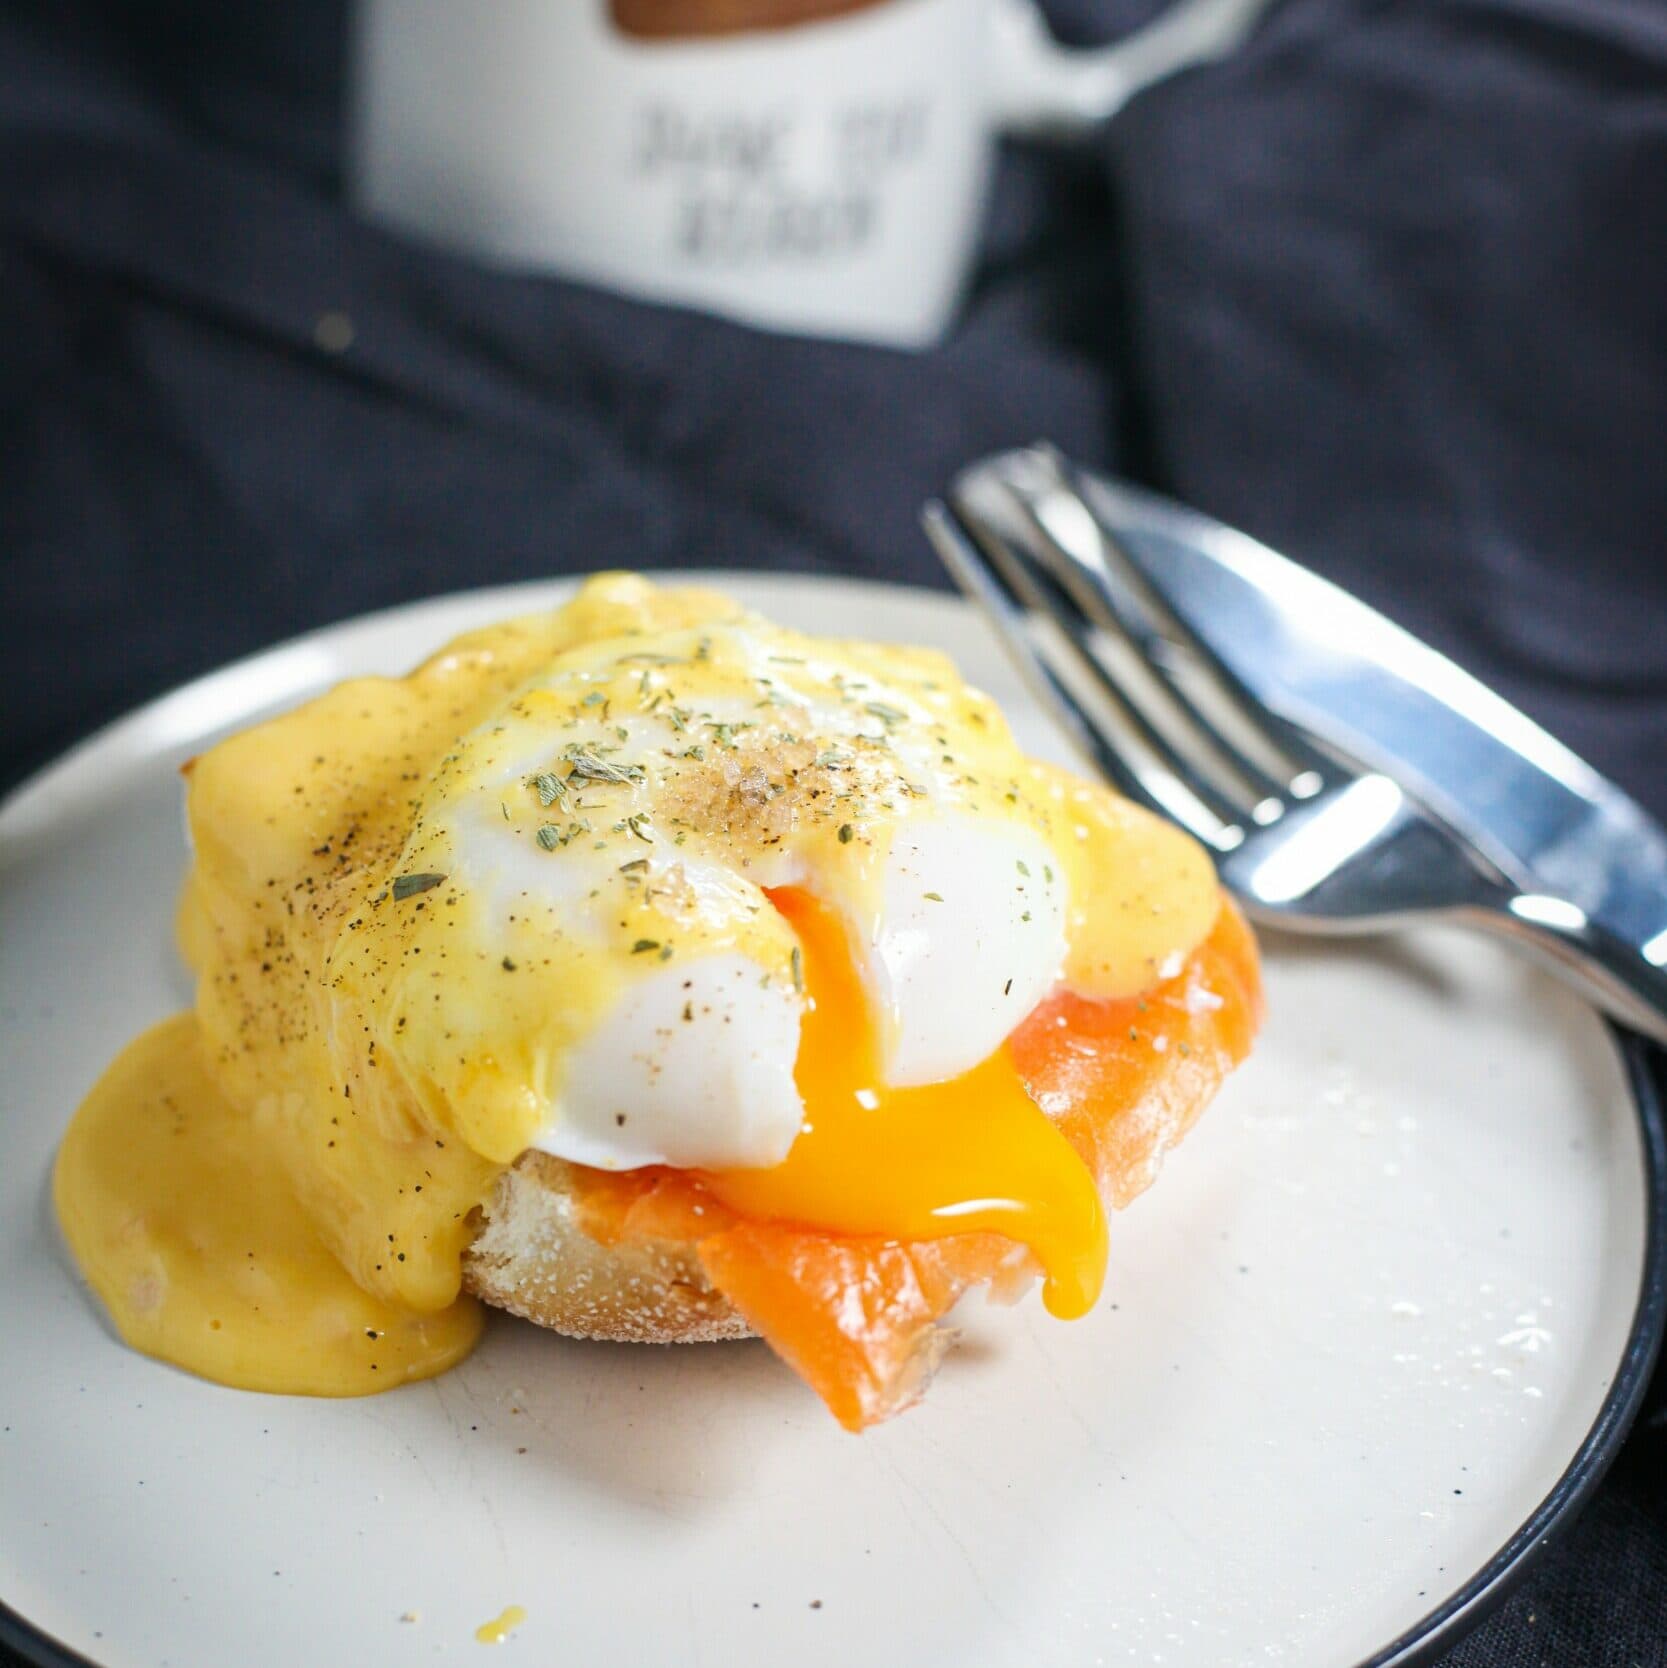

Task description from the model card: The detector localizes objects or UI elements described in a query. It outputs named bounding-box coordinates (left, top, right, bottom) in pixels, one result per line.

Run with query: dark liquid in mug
left=610, top=0, right=892, bottom=40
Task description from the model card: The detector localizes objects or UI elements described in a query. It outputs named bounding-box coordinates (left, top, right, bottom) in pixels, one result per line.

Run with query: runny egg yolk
left=700, top=888, right=1109, bottom=1319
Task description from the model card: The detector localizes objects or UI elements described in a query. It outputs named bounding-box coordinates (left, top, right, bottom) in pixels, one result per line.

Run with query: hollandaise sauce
left=474, top=1606, right=527, bottom=1645
left=54, top=1015, right=483, bottom=1394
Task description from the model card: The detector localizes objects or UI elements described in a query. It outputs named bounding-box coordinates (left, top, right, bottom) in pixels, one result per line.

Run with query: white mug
left=350, top=0, right=1266, bottom=348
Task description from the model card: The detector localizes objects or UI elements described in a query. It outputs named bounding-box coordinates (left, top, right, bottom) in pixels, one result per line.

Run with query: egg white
left=403, top=617, right=1074, bottom=1173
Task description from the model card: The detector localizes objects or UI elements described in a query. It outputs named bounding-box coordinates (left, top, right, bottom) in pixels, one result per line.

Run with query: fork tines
left=925, top=448, right=1330, bottom=855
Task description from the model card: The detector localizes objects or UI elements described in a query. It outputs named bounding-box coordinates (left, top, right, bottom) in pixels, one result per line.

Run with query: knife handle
left=1461, top=894, right=1667, bottom=1049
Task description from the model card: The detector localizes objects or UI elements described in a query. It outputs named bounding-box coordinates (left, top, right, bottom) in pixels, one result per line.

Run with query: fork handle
left=1459, top=894, right=1667, bottom=1048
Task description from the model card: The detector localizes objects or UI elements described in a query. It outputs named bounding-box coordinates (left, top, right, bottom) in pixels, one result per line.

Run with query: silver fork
left=924, top=445, right=1667, bottom=1047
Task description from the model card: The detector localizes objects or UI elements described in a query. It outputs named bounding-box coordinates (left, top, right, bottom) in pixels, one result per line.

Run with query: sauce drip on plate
left=54, top=1014, right=481, bottom=1395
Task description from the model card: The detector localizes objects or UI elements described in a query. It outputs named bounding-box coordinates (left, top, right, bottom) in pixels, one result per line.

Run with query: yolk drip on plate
left=701, top=888, right=1109, bottom=1319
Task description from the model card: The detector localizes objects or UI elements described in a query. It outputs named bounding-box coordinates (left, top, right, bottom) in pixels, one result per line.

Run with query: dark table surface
left=3, top=2, right=1665, bottom=1664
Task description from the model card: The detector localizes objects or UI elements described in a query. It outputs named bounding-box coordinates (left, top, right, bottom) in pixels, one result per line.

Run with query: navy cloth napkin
left=2, top=2, right=1664, bottom=1664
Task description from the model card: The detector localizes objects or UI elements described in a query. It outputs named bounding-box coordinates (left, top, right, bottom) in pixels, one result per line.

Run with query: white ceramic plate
left=2, top=576, right=1661, bottom=1668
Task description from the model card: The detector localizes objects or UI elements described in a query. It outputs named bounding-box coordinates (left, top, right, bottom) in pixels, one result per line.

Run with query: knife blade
left=949, top=447, right=1667, bottom=965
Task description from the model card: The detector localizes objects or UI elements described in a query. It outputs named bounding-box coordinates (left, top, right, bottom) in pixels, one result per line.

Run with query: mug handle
left=990, top=0, right=1274, bottom=138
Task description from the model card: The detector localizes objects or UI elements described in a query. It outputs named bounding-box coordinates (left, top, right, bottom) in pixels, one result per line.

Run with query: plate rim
left=2, top=575, right=1663, bottom=1668
left=1360, top=1028, right=1665, bottom=1668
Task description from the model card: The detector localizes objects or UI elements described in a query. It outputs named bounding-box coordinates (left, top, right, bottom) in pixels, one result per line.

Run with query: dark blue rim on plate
left=1359, top=1027, right=1667, bottom=1668
left=3, top=1029, right=1662, bottom=1668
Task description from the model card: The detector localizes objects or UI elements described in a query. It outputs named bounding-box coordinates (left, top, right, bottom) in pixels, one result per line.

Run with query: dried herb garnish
left=706, top=720, right=753, bottom=750
left=565, top=748, right=644, bottom=785
left=391, top=872, right=445, bottom=901
left=533, top=771, right=566, bottom=807
left=837, top=823, right=854, bottom=844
